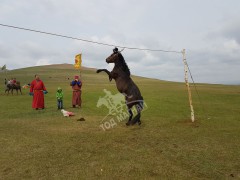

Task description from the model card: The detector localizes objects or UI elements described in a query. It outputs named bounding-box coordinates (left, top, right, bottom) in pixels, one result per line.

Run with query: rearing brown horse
left=96, top=48, right=144, bottom=125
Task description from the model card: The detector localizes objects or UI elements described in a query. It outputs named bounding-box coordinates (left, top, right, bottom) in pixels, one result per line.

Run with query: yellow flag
left=74, top=54, right=82, bottom=69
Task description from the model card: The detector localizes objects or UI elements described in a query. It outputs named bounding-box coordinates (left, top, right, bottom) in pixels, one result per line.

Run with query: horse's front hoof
left=138, top=121, right=142, bottom=125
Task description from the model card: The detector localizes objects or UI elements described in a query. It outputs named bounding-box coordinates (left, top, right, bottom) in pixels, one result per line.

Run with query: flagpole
left=1, top=64, right=7, bottom=80
left=80, top=53, right=82, bottom=79
left=74, top=53, right=82, bottom=110
left=79, top=68, right=81, bottom=81
left=5, top=68, right=7, bottom=80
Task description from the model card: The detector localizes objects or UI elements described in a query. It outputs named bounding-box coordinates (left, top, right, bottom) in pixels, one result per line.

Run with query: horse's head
left=106, top=47, right=122, bottom=64
left=106, top=52, right=120, bottom=64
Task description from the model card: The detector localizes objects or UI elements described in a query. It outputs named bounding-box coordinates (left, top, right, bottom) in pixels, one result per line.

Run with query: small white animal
left=61, top=109, right=74, bottom=117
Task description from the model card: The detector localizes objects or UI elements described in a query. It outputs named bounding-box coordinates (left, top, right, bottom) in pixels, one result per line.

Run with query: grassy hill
left=0, top=64, right=240, bottom=179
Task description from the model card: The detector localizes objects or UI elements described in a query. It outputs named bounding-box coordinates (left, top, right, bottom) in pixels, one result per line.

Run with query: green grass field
left=0, top=64, right=240, bottom=179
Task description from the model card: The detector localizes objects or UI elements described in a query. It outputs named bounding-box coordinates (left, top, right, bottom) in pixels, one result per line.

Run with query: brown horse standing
left=97, top=48, right=144, bottom=125
left=5, top=81, right=22, bottom=95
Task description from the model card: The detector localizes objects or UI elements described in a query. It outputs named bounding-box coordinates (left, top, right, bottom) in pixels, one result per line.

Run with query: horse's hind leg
left=130, top=112, right=141, bottom=125
left=130, top=102, right=144, bottom=125
left=126, top=108, right=133, bottom=126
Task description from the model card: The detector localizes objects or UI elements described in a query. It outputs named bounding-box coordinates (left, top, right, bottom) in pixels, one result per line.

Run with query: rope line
left=0, top=23, right=182, bottom=53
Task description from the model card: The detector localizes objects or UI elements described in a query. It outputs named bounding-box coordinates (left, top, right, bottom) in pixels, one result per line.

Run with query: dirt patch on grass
left=177, top=119, right=201, bottom=128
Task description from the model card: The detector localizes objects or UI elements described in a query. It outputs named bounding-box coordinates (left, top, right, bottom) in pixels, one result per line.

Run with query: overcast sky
left=0, top=0, right=240, bottom=84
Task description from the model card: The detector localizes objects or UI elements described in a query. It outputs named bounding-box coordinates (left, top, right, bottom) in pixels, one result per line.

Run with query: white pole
left=182, top=49, right=195, bottom=122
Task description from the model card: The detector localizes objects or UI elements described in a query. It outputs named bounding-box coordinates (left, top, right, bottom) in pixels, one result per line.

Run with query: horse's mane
left=117, top=53, right=130, bottom=76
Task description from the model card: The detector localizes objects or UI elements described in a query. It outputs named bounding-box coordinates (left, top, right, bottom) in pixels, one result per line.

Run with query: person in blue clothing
left=70, top=75, right=82, bottom=108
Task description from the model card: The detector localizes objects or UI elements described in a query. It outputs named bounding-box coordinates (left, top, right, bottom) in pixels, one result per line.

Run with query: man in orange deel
left=70, top=75, right=82, bottom=108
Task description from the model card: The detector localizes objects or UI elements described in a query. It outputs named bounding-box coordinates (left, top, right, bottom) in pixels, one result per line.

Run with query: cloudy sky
left=0, top=0, right=240, bottom=84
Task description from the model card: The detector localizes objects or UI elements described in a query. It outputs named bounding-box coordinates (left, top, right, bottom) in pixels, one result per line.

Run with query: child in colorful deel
left=56, top=87, right=63, bottom=110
